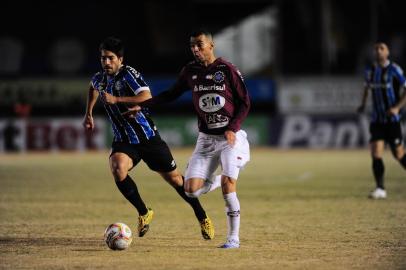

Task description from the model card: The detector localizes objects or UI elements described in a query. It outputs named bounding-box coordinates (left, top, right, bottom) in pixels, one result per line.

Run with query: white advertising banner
left=278, top=76, right=368, bottom=114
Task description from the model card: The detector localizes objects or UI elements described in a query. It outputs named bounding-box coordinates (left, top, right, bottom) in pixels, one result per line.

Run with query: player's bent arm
left=227, top=69, right=251, bottom=133
left=86, top=85, right=99, bottom=113
left=357, top=86, right=369, bottom=113
left=116, top=90, right=152, bottom=104
left=83, top=84, right=99, bottom=130
left=390, top=86, right=406, bottom=114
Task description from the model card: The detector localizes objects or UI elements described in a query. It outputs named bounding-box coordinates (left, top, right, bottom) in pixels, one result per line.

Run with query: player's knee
left=184, top=185, right=201, bottom=198
left=110, top=162, right=128, bottom=181
left=185, top=190, right=200, bottom=198
left=221, top=176, right=237, bottom=193
left=394, top=151, right=404, bottom=161
left=390, top=146, right=404, bottom=160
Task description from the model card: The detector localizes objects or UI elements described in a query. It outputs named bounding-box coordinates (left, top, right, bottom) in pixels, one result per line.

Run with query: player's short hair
left=99, top=37, right=124, bottom=58
left=190, top=28, right=213, bottom=39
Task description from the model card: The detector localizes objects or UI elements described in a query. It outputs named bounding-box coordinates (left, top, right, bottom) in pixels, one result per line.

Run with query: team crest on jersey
left=98, top=82, right=106, bottom=91
left=213, top=71, right=225, bottom=83
left=115, top=81, right=123, bottom=91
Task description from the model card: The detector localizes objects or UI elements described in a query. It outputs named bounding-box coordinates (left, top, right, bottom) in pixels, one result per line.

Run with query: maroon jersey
left=142, top=58, right=251, bottom=135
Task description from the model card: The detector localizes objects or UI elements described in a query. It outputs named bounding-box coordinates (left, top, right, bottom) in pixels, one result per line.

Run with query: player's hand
left=122, top=105, right=142, bottom=118
left=356, top=105, right=365, bottom=113
left=101, top=91, right=117, bottom=105
left=388, top=106, right=400, bottom=116
left=224, top=130, right=236, bottom=146
left=83, top=115, right=95, bottom=131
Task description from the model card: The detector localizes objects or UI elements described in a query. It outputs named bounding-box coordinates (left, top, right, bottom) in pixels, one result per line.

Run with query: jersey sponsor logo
left=128, top=66, right=141, bottom=78
left=193, top=84, right=225, bottom=92
left=213, top=71, right=225, bottom=83
left=98, top=82, right=106, bottom=91
left=205, top=113, right=229, bottom=129
left=199, top=93, right=225, bottom=112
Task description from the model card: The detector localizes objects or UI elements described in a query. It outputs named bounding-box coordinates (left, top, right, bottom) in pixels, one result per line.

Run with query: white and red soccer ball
left=104, top=222, right=132, bottom=250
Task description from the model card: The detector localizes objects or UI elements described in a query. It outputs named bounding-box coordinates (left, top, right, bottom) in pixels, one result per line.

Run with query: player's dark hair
left=190, top=28, right=212, bottom=39
left=99, top=37, right=124, bottom=58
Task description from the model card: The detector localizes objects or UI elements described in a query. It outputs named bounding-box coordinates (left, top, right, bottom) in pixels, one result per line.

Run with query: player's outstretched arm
left=83, top=84, right=99, bottom=131
left=121, top=87, right=185, bottom=118
left=101, top=90, right=152, bottom=105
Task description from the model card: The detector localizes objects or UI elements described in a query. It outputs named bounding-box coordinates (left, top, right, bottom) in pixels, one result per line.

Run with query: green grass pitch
left=1, top=148, right=405, bottom=269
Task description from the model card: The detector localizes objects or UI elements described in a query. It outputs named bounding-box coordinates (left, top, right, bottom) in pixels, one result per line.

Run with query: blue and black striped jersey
left=91, top=65, right=156, bottom=144
left=364, top=61, right=406, bottom=123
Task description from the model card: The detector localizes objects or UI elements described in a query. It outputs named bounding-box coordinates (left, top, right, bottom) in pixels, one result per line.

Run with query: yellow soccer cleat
left=200, top=217, right=214, bottom=240
left=138, top=207, right=154, bottom=237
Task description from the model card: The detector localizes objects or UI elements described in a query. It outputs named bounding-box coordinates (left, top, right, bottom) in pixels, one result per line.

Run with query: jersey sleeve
left=90, top=72, right=103, bottom=92
left=124, top=68, right=150, bottom=95
left=227, top=65, right=251, bottom=132
left=392, top=63, right=406, bottom=87
left=141, top=66, right=190, bottom=107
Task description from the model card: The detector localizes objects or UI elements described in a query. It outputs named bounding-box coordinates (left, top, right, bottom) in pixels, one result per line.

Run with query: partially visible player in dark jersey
left=82, top=37, right=214, bottom=239
left=357, top=42, right=406, bottom=199
left=117, top=29, right=251, bottom=248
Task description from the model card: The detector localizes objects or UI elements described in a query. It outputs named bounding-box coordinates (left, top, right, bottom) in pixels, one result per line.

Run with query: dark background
left=2, top=0, right=405, bottom=77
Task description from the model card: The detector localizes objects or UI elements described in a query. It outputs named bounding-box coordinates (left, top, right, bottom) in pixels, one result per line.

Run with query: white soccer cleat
left=218, top=239, right=240, bottom=249
left=368, top=188, right=387, bottom=199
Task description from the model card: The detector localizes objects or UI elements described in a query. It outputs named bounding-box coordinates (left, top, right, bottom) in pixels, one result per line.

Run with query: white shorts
left=185, top=130, right=250, bottom=181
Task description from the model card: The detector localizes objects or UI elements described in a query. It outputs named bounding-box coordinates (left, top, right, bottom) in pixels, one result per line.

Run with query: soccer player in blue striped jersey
left=357, top=42, right=406, bottom=199
left=83, top=37, right=214, bottom=239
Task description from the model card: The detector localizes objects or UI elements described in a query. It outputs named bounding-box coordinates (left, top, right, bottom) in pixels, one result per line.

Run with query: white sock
left=223, top=192, right=240, bottom=242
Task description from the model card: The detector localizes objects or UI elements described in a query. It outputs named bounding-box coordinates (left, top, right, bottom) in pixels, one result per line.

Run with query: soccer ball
left=104, top=222, right=132, bottom=250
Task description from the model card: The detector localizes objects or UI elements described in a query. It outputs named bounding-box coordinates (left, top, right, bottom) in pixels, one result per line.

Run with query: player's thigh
left=184, top=177, right=206, bottom=192
left=185, top=134, right=220, bottom=180
left=109, top=152, right=134, bottom=179
left=220, top=130, right=250, bottom=180
left=185, top=151, right=220, bottom=181
left=388, top=122, right=405, bottom=159
left=110, top=142, right=141, bottom=171
left=390, top=145, right=405, bottom=160
left=141, top=135, right=177, bottom=173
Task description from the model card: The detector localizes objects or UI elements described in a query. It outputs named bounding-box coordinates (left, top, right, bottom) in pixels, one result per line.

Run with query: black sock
left=400, top=154, right=406, bottom=169
left=372, top=158, right=385, bottom=189
left=174, top=177, right=207, bottom=221
left=115, top=175, right=148, bottom=216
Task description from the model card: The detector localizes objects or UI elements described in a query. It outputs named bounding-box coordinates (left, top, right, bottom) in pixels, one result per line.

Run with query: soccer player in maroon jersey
left=111, top=29, right=251, bottom=248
